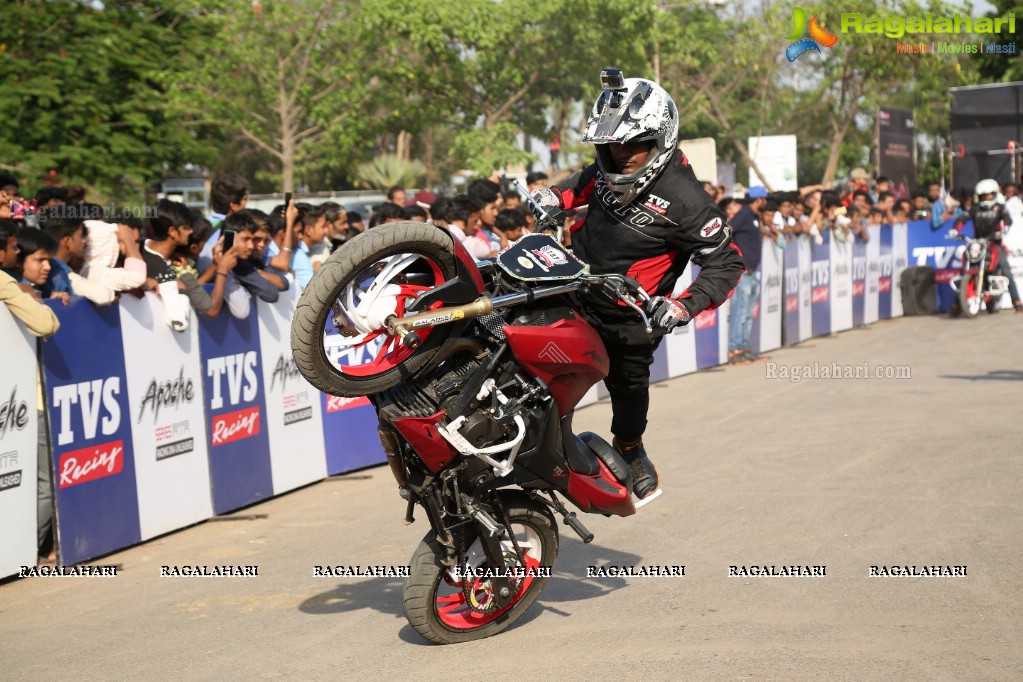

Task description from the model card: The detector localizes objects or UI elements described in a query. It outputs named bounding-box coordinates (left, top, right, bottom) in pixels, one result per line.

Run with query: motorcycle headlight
left=967, top=241, right=983, bottom=261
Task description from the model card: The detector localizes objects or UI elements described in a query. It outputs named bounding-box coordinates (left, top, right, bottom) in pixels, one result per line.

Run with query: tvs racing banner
left=198, top=306, right=273, bottom=514
left=811, top=230, right=832, bottom=337
left=257, top=288, right=327, bottom=492
left=41, top=299, right=141, bottom=565
left=691, top=264, right=729, bottom=369
left=119, top=295, right=213, bottom=540
left=830, top=236, right=854, bottom=332
left=664, top=264, right=698, bottom=378
left=0, top=307, right=40, bottom=578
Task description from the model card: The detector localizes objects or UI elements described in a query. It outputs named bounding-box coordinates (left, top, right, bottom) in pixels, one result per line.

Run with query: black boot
left=614, top=437, right=659, bottom=499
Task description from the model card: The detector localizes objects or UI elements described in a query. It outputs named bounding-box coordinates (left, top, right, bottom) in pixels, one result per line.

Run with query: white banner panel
left=798, top=236, right=813, bottom=341
left=120, top=295, right=213, bottom=540
left=665, top=264, right=698, bottom=377
left=865, top=227, right=881, bottom=324
left=892, top=223, right=909, bottom=318
left=747, top=135, right=798, bottom=191
left=759, top=241, right=784, bottom=351
left=257, top=287, right=327, bottom=494
left=830, top=237, right=854, bottom=332
left=0, top=307, right=40, bottom=578
left=999, top=200, right=1023, bottom=309
left=678, top=138, right=718, bottom=185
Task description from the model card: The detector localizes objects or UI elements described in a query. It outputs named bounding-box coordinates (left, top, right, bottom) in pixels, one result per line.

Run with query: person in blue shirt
left=927, top=181, right=957, bottom=230
left=291, top=203, right=328, bottom=288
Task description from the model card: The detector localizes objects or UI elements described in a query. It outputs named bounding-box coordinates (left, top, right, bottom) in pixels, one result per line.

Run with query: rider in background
left=530, top=68, right=744, bottom=500
left=949, top=178, right=1022, bottom=314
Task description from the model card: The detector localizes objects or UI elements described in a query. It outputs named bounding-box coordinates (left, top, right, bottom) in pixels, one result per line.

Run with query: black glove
left=649, top=296, right=692, bottom=330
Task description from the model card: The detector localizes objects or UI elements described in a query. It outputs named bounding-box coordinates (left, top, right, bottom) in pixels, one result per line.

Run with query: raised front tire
left=403, top=493, right=558, bottom=644
left=291, top=221, right=460, bottom=397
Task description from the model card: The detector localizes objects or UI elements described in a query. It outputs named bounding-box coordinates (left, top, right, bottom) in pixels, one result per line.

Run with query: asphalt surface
left=4, top=312, right=1022, bottom=680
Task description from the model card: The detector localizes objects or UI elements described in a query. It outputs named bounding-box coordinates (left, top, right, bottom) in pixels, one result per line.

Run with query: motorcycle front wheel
left=403, top=492, right=558, bottom=644
left=291, top=221, right=462, bottom=397
left=958, top=272, right=982, bottom=318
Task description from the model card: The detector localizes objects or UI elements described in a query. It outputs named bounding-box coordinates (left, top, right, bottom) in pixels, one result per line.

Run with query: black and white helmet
left=583, top=68, right=679, bottom=205
left=975, top=178, right=999, bottom=208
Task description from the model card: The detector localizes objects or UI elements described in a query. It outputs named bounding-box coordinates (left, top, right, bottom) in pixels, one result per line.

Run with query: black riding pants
left=600, top=336, right=663, bottom=443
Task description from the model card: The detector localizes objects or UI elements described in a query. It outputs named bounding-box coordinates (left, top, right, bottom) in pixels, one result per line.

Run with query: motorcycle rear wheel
left=959, top=273, right=981, bottom=318
left=291, top=221, right=461, bottom=397
left=403, top=493, right=558, bottom=644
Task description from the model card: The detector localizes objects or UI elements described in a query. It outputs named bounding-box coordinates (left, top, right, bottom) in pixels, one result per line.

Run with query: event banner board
left=41, top=299, right=141, bottom=565
left=197, top=306, right=274, bottom=514
left=119, top=295, right=213, bottom=540
left=0, top=307, right=41, bottom=577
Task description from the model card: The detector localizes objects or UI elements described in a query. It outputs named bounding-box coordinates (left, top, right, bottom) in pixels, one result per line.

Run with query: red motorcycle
left=949, top=233, right=1011, bottom=317
left=291, top=197, right=660, bottom=644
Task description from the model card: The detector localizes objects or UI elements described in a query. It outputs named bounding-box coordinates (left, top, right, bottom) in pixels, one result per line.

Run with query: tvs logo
left=52, top=378, right=122, bottom=447
left=700, top=218, right=723, bottom=238
left=206, top=352, right=258, bottom=410
left=326, top=395, right=370, bottom=412
left=852, top=281, right=866, bottom=297
left=531, top=245, right=568, bottom=267
left=138, top=367, right=194, bottom=423
left=786, top=8, right=838, bottom=62
left=0, top=388, right=29, bottom=440
left=211, top=406, right=260, bottom=446
left=643, top=194, right=671, bottom=215
left=786, top=295, right=799, bottom=313
left=59, top=440, right=124, bottom=488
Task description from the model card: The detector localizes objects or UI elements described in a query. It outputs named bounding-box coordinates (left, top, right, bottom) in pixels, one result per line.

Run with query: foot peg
left=544, top=492, right=594, bottom=543
left=634, top=488, right=663, bottom=509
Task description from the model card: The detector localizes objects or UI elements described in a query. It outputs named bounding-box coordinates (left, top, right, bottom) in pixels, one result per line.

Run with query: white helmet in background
left=975, top=178, right=1000, bottom=208
left=583, top=67, right=679, bottom=206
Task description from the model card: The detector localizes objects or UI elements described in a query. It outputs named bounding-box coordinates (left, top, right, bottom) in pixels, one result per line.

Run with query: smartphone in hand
left=222, top=229, right=236, bottom=251
left=283, top=192, right=292, bottom=215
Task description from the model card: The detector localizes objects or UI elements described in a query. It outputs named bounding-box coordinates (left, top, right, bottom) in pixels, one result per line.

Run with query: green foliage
left=0, top=0, right=215, bottom=201
left=450, top=125, right=537, bottom=177
left=354, top=154, right=426, bottom=190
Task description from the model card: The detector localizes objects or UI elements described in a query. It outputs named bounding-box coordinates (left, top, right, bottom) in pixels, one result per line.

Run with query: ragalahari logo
left=786, top=7, right=839, bottom=61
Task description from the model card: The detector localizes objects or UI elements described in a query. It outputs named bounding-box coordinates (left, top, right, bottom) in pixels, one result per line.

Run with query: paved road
left=4, top=313, right=1022, bottom=680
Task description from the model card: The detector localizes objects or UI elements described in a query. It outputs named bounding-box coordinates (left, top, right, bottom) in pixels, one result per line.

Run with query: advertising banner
left=692, top=265, right=725, bottom=369
left=119, top=295, right=213, bottom=540
left=906, top=219, right=961, bottom=313
left=197, top=307, right=274, bottom=514
left=811, top=231, right=832, bottom=337
left=747, top=135, right=798, bottom=191
left=865, top=227, right=881, bottom=324
left=41, top=299, right=141, bottom=565
left=257, top=288, right=327, bottom=493
left=0, top=307, right=40, bottom=578
left=830, top=236, right=854, bottom=332
left=852, top=237, right=868, bottom=328
left=783, top=236, right=802, bottom=346
left=753, top=240, right=783, bottom=353
left=878, top=108, right=916, bottom=198
left=878, top=226, right=895, bottom=318
left=664, top=265, right=698, bottom=377
left=892, top=223, right=909, bottom=317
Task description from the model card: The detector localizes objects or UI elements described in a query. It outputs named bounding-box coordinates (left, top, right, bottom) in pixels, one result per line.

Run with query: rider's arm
left=666, top=202, right=745, bottom=316
left=555, top=164, right=599, bottom=211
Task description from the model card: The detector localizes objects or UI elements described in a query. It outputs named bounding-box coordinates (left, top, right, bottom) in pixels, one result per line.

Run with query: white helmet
left=583, top=68, right=679, bottom=206
left=976, top=178, right=999, bottom=208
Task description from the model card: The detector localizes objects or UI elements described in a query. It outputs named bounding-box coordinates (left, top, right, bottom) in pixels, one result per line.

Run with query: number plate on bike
left=496, top=234, right=588, bottom=282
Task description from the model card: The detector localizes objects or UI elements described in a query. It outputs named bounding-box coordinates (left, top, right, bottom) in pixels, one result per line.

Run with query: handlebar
left=511, top=179, right=565, bottom=244
left=385, top=273, right=657, bottom=347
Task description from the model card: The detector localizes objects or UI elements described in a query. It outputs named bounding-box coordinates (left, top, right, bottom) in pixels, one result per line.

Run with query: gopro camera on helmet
left=600, top=67, right=626, bottom=91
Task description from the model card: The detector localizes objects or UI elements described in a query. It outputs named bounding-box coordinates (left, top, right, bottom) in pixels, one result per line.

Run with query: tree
left=0, top=0, right=215, bottom=202
left=164, top=0, right=383, bottom=193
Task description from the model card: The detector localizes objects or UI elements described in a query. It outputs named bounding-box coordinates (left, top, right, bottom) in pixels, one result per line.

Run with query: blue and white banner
left=753, top=240, right=784, bottom=353
left=257, top=288, right=327, bottom=492
left=0, top=307, right=40, bottom=578
left=852, top=237, right=868, bottom=328
left=891, top=223, right=909, bottom=318
left=120, top=295, right=212, bottom=540
left=42, top=299, right=141, bottom=566
left=830, top=236, right=854, bottom=332
left=864, top=226, right=881, bottom=325
left=198, top=307, right=274, bottom=514
left=811, top=231, right=832, bottom=337
left=906, top=219, right=962, bottom=313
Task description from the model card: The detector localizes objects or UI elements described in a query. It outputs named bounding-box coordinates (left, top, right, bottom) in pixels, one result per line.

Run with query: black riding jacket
left=558, top=149, right=745, bottom=344
left=954, top=202, right=1013, bottom=240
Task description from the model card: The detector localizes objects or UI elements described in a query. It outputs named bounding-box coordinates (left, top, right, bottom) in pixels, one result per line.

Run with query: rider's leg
left=602, top=337, right=662, bottom=498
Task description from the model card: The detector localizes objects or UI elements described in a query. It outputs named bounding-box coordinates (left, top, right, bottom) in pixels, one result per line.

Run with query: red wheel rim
left=322, top=253, right=446, bottom=378
left=434, top=553, right=542, bottom=630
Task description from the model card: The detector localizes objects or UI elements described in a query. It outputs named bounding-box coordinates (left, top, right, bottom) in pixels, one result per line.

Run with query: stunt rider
left=531, top=68, right=744, bottom=500
left=948, top=178, right=1022, bottom=314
